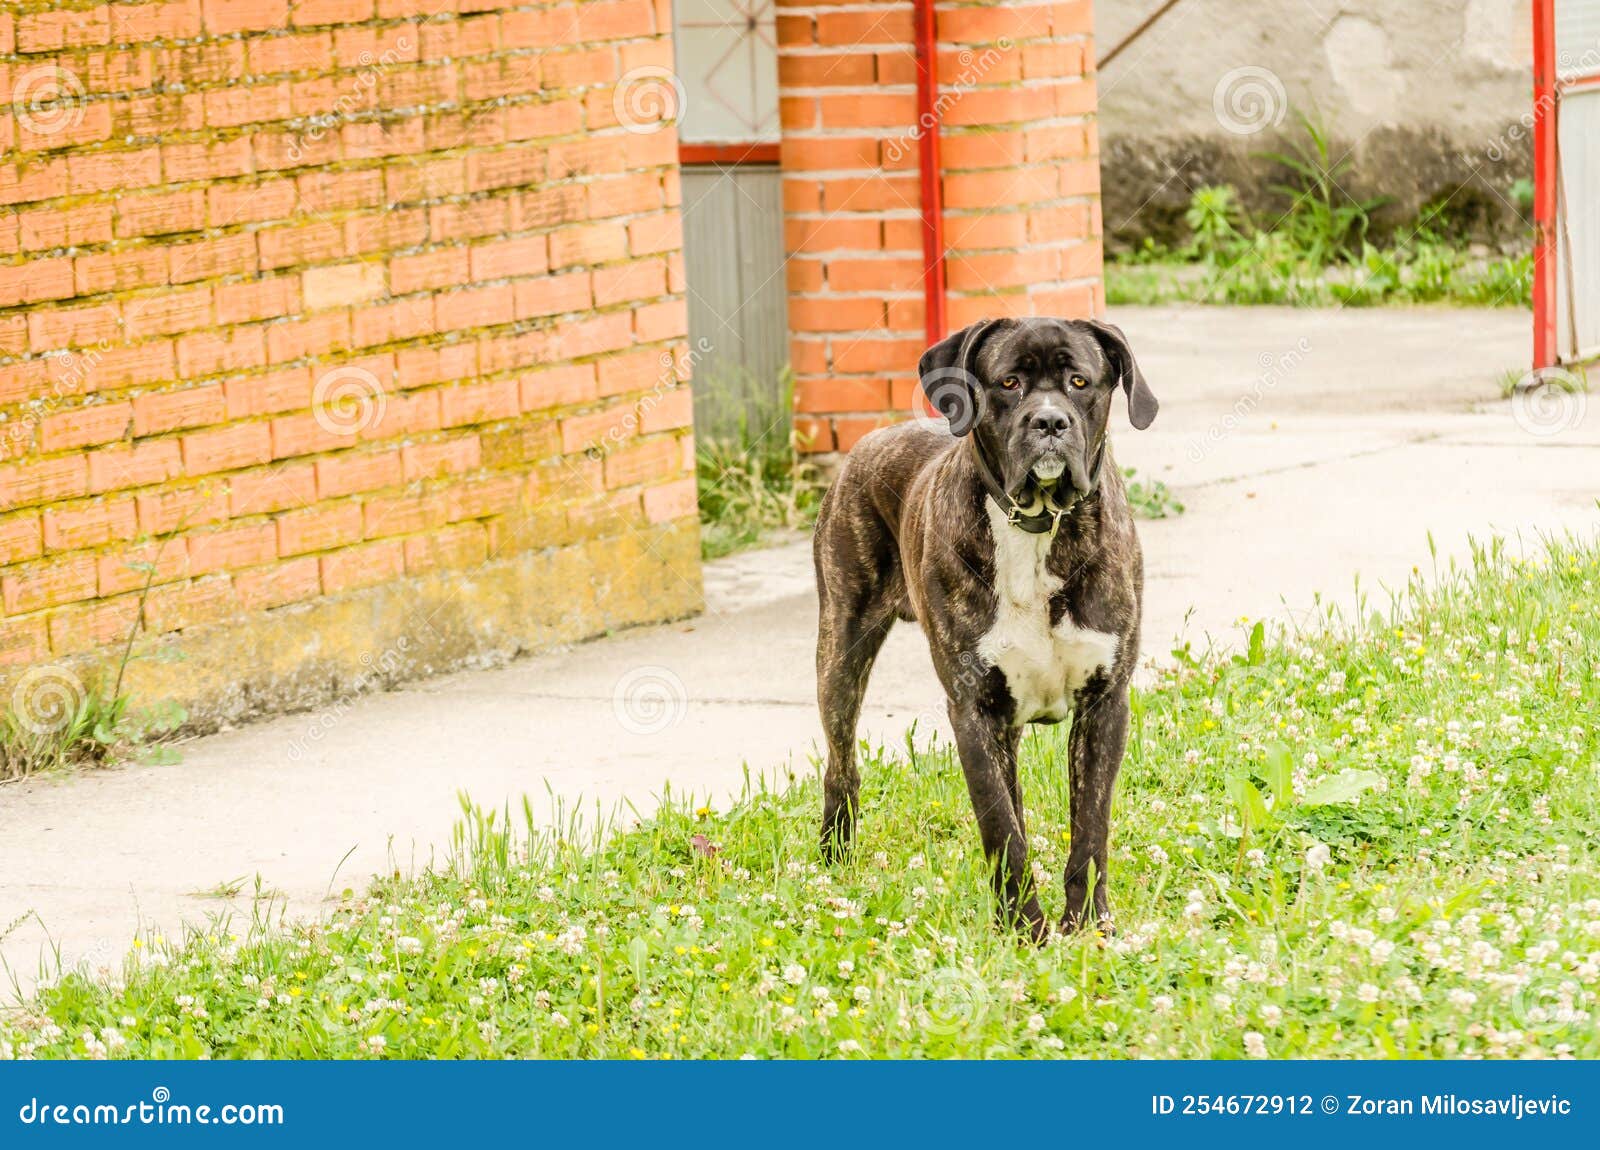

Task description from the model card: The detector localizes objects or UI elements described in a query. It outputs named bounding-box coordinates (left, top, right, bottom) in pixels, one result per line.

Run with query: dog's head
left=917, top=316, right=1157, bottom=504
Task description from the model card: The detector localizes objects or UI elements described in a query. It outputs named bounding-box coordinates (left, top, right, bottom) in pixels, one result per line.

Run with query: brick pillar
left=778, top=1, right=1102, bottom=454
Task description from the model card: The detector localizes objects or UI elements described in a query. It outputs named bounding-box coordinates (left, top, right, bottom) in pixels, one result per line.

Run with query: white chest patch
left=976, top=499, right=1119, bottom=724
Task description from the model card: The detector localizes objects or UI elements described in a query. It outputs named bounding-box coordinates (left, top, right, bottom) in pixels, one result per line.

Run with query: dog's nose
left=1028, top=410, right=1070, bottom=437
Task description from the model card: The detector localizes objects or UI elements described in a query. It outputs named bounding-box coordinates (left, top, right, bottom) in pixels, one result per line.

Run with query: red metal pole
left=913, top=0, right=947, bottom=346
left=1531, top=0, right=1559, bottom=369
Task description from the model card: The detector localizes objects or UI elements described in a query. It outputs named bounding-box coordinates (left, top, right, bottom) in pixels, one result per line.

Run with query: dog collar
left=968, top=435, right=1107, bottom=537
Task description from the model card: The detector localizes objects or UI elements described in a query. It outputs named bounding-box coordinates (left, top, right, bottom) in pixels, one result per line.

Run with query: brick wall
left=0, top=0, right=701, bottom=721
left=778, top=0, right=1102, bottom=453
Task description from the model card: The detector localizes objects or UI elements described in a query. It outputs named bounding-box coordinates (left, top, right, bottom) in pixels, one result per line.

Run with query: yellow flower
left=630, top=1047, right=647, bottom=1059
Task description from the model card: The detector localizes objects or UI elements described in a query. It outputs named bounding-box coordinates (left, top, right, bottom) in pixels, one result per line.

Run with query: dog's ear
left=1087, top=320, right=1157, bottom=430
left=917, top=320, right=1001, bottom=436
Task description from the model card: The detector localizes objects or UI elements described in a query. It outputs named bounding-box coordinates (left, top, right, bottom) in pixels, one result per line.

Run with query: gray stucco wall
left=1095, top=0, right=1535, bottom=249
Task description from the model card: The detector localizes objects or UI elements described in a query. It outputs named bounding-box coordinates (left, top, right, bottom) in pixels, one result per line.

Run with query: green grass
left=6, top=535, right=1599, bottom=1059
left=1, top=556, right=185, bottom=783
left=1122, top=468, right=1184, bottom=519
left=696, top=434, right=826, bottom=560
left=1107, top=115, right=1533, bottom=310
left=1107, top=250, right=1533, bottom=310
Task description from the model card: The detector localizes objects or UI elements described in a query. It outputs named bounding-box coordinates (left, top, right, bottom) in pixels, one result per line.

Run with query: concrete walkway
left=4, top=305, right=1598, bottom=992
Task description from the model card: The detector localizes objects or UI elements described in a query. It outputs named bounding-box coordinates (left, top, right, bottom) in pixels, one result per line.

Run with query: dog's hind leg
left=816, top=586, right=895, bottom=863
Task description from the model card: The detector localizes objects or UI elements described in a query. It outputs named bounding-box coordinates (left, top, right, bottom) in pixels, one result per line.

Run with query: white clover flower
left=783, top=963, right=807, bottom=986
left=1305, top=843, right=1331, bottom=873
left=1243, top=1031, right=1268, bottom=1058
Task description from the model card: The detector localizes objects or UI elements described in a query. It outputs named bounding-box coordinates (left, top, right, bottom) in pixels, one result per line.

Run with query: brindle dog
left=812, top=317, right=1158, bottom=941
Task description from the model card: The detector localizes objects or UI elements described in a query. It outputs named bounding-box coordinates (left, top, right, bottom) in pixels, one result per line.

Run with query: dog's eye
left=1070, top=374, right=1088, bottom=389
left=1000, top=376, right=1021, bottom=390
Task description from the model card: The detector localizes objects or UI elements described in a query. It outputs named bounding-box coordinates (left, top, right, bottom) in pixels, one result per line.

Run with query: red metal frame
left=1532, top=0, right=1559, bottom=369
left=678, top=143, right=781, bottom=166
left=913, top=0, right=947, bottom=346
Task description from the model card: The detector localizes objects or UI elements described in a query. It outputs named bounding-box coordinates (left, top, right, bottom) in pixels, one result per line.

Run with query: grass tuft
left=695, top=432, right=826, bottom=560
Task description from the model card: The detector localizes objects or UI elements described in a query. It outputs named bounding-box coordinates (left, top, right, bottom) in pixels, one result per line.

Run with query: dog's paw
left=1057, top=910, right=1115, bottom=940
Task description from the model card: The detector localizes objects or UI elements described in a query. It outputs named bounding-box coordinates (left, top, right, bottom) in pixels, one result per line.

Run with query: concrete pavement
left=4, top=305, right=1597, bottom=993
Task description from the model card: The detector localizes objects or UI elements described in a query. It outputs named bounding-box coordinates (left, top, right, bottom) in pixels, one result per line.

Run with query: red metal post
left=913, top=0, right=947, bottom=346
left=1532, top=0, right=1559, bottom=369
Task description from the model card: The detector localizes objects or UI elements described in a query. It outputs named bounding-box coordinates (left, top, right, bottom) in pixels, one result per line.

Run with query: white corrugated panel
left=1557, top=0, right=1600, bottom=79
left=1557, top=89, right=1600, bottom=361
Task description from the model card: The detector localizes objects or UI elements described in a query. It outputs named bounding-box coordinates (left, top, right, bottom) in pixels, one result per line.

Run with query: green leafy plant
left=1122, top=468, right=1184, bottom=519
left=1262, top=113, right=1383, bottom=267
left=696, top=429, right=826, bottom=560
left=1108, top=110, right=1533, bottom=309
left=0, top=548, right=185, bottom=783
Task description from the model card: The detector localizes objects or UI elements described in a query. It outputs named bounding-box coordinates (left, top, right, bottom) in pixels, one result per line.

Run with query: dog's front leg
left=950, top=704, right=1048, bottom=943
left=1060, top=680, right=1130, bottom=934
